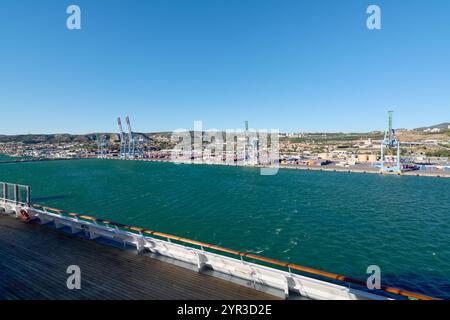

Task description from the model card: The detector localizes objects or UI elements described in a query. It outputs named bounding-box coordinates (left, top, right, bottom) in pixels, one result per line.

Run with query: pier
left=0, top=182, right=438, bottom=300
left=106, top=157, right=450, bottom=178
left=0, top=157, right=90, bottom=164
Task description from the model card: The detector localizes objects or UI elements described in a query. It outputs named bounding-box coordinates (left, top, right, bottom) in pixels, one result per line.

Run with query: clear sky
left=0, top=0, right=449, bottom=134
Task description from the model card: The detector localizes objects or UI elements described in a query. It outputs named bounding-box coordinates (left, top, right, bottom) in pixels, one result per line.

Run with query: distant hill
left=415, top=123, right=450, bottom=131
left=0, top=134, right=95, bottom=144
left=0, top=133, right=154, bottom=144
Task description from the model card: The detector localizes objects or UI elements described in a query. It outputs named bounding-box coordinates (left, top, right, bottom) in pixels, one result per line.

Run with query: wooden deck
left=0, top=215, right=278, bottom=300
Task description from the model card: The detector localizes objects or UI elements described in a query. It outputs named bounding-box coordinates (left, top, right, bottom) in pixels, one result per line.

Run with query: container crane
left=117, top=117, right=125, bottom=159
left=380, top=111, right=401, bottom=173
left=125, top=115, right=135, bottom=159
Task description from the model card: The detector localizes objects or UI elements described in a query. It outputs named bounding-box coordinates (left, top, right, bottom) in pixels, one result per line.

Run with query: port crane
left=117, top=117, right=126, bottom=159
left=125, top=115, right=135, bottom=159
left=243, top=120, right=259, bottom=164
left=116, top=116, right=144, bottom=160
left=96, top=134, right=108, bottom=159
left=244, top=121, right=249, bottom=161
left=380, top=111, right=401, bottom=173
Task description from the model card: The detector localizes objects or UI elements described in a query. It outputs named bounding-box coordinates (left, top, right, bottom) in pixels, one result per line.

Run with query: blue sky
left=0, top=0, right=449, bottom=134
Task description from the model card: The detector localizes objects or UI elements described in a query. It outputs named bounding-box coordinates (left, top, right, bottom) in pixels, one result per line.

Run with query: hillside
left=415, top=123, right=450, bottom=131
left=0, top=133, right=154, bottom=144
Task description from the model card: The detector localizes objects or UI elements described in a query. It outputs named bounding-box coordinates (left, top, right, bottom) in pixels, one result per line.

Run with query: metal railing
left=0, top=182, right=31, bottom=206
left=27, top=202, right=438, bottom=300
left=0, top=180, right=438, bottom=300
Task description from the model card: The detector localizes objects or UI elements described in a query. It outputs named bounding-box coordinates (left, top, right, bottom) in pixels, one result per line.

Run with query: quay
left=280, top=164, right=450, bottom=178
left=2, top=154, right=450, bottom=178
left=106, top=157, right=450, bottom=179
left=0, top=182, right=438, bottom=300
left=0, top=157, right=89, bottom=164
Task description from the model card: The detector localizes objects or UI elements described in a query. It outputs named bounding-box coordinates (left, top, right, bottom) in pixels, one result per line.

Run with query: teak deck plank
left=0, top=215, right=278, bottom=300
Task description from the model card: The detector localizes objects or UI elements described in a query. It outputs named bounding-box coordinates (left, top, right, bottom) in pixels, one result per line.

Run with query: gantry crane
left=380, top=111, right=401, bottom=173
left=117, top=117, right=125, bottom=159
left=96, top=134, right=107, bottom=158
left=125, top=115, right=135, bottom=159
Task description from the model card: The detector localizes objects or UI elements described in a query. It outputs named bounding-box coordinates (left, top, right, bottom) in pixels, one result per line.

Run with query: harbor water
left=0, top=158, right=449, bottom=298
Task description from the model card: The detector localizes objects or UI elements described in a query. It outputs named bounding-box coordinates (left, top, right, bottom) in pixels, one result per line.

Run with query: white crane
left=117, top=117, right=125, bottom=159
left=125, top=115, right=135, bottom=159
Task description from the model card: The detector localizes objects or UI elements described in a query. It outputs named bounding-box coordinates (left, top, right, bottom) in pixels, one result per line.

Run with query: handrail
left=0, top=197, right=28, bottom=204
left=30, top=203, right=438, bottom=300
left=0, top=182, right=30, bottom=189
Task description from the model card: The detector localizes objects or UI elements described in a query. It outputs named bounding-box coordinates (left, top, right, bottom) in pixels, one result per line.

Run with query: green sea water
left=0, top=154, right=30, bottom=161
left=1, top=158, right=449, bottom=298
left=0, top=154, right=18, bottom=161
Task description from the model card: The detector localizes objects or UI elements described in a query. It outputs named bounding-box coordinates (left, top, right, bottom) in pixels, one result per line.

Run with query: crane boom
left=117, top=117, right=125, bottom=158
left=125, top=115, right=133, bottom=158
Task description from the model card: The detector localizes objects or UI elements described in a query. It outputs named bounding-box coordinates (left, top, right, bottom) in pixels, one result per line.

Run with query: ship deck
left=0, top=215, right=278, bottom=300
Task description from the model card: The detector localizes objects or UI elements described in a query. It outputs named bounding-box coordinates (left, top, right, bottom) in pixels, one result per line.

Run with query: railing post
left=26, top=186, right=31, bottom=207
left=284, top=277, right=290, bottom=299
left=3, top=183, right=8, bottom=201
left=14, top=184, right=19, bottom=204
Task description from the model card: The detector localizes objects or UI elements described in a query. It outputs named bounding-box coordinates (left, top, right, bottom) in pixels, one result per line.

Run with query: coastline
left=103, top=157, right=450, bottom=179
left=2, top=152, right=449, bottom=178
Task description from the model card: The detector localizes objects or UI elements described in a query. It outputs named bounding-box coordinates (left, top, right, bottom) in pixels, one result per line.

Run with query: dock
left=0, top=158, right=89, bottom=164
left=104, top=157, right=450, bottom=179
left=0, top=214, right=277, bottom=300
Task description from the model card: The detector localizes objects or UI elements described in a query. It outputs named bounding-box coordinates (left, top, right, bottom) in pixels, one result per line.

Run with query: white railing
left=0, top=200, right=388, bottom=300
left=0, top=182, right=31, bottom=206
left=1, top=181, right=436, bottom=300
